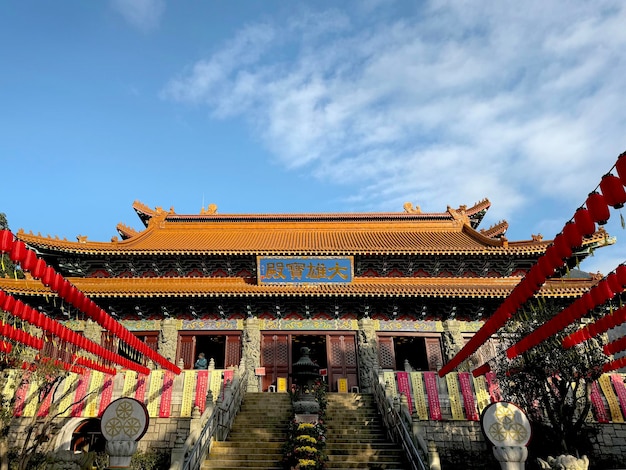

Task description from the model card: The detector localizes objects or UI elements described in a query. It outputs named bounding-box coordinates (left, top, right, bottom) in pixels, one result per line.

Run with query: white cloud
left=111, top=0, right=165, bottom=33
left=162, top=1, right=626, bottom=237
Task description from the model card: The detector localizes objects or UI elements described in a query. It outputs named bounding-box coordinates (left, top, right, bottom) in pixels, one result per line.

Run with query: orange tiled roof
left=15, top=201, right=611, bottom=256
left=0, top=276, right=597, bottom=300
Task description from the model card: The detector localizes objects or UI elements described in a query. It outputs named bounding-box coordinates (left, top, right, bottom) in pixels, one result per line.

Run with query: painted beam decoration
left=257, top=256, right=353, bottom=285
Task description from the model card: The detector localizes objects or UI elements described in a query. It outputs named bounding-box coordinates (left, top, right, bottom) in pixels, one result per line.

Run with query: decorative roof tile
left=0, top=276, right=596, bottom=300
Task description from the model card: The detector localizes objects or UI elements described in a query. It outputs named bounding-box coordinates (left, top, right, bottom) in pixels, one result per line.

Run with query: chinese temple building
left=0, top=199, right=610, bottom=394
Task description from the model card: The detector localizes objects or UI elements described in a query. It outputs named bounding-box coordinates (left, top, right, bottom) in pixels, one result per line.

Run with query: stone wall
left=418, top=420, right=626, bottom=470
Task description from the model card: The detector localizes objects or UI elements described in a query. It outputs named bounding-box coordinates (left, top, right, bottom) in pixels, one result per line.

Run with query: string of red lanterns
left=1, top=287, right=149, bottom=375
left=1, top=230, right=178, bottom=374
left=446, top=151, right=626, bottom=377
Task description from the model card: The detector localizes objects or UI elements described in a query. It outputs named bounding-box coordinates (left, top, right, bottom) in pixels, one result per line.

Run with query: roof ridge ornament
left=200, top=203, right=218, bottom=215
left=402, top=202, right=421, bottom=214
left=447, top=205, right=470, bottom=226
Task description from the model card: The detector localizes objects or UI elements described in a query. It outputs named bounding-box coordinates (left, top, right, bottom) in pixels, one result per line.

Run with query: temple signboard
left=257, top=256, right=353, bottom=285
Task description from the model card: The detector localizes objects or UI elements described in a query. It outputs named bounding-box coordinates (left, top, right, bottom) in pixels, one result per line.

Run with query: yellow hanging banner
left=599, top=374, right=624, bottom=423
left=122, top=371, right=137, bottom=398
left=59, top=374, right=78, bottom=417
left=446, top=372, right=465, bottom=420
left=472, top=375, right=491, bottom=414
left=85, top=372, right=103, bottom=418
left=410, top=372, right=429, bottom=420
left=147, top=370, right=164, bottom=418
left=209, top=370, right=224, bottom=402
left=22, top=379, right=40, bottom=418
left=180, top=370, right=196, bottom=418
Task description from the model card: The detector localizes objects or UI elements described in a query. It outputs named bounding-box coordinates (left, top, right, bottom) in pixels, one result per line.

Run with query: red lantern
left=9, top=241, right=27, bottom=263
left=545, top=245, right=565, bottom=270
left=553, top=234, right=573, bottom=260
left=607, top=272, right=624, bottom=296
left=615, top=152, right=626, bottom=185
left=51, top=273, right=64, bottom=293
left=563, top=222, right=583, bottom=249
left=586, top=191, right=610, bottom=225
left=21, top=250, right=38, bottom=272
left=31, top=259, right=47, bottom=279
left=2, top=295, right=16, bottom=313
left=573, top=207, right=596, bottom=236
left=538, top=256, right=555, bottom=278
left=600, top=173, right=626, bottom=209
left=0, top=230, right=14, bottom=253
left=42, top=266, right=56, bottom=287
left=591, top=280, right=614, bottom=307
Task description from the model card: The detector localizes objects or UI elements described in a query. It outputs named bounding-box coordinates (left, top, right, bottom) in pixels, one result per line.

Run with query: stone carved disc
left=481, top=401, right=531, bottom=447
left=101, top=397, right=149, bottom=442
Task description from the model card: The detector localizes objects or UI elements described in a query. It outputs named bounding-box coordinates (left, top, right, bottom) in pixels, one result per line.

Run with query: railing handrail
left=181, top=367, right=249, bottom=470
left=370, top=369, right=428, bottom=470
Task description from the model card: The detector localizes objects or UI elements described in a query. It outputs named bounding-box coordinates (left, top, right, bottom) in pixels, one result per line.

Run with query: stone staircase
left=325, top=393, right=408, bottom=469
left=202, top=392, right=292, bottom=470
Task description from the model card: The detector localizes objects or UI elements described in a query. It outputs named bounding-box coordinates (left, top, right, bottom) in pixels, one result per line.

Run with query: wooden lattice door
left=261, top=334, right=289, bottom=391
left=328, top=334, right=358, bottom=392
left=225, top=335, right=241, bottom=368
left=177, top=335, right=195, bottom=370
left=378, top=336, right=396, bottom=369
left=424, top=337, right=443, bottom=371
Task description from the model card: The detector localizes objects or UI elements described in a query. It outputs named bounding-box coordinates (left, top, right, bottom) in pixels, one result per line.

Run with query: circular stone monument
left=101, top=398, right=149, bottom=470
left=481, top=401, right=531, bottom=447
left=101, top=397, right=149, bottom=442
left=481, top=402, right=532, bottom=470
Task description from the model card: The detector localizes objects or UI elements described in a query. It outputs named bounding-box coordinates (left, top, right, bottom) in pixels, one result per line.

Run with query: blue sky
left=2, top=0, right=626, bottom=275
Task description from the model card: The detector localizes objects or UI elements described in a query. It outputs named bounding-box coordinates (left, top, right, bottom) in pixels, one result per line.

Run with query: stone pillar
left=357, top=318, right=379, bottom=393
left=159, top=318, right=179, bottom=365
left=242, top=317, right=261, bottom=392
left=441, top=320, right=464, bottom=361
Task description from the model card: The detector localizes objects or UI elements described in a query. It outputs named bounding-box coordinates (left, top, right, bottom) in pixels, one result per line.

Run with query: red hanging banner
left=590, top=381, right=610, bottom=423
left=423, top=372, right=442, bottom=420
left=610, top=374, right=626, bottom=418
left=195, top=370, right=209, bottom=413
left=135, top=373, right=148, bottom=403
left=13, top=376, right=30, bottom=417
left=159, top=371, right=175, bottom=418
left=71, top=370, right=91, bottom=417
left=485, top=372, right=502, bottom=402
left=396, top=372, right=413, bottom=414
left=98, top=375, right=115, bottom=416
left=459, top=372, right=479, bottom=421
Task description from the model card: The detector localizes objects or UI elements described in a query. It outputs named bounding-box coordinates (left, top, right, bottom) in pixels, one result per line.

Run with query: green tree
left=0, top=214, right=23, bottom=279
left=492, top=298, right=608, bottom=458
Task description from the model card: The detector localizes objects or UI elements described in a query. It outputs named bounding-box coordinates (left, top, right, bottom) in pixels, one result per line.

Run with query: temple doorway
left=176, top=332, right=242, bottom=369
left=70, top=418, right=106, bottom=453
left=291, top=334, right=327, bottom=371
left=377, top=334, right=443, bottom=372
left=260, top=332, right=358, bottom=392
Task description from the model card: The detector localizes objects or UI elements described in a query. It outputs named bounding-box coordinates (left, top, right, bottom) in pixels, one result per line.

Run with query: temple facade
left=0, top=199, right=609, bottom=393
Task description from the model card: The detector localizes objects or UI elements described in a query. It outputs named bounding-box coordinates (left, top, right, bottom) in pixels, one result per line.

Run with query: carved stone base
left=493, top=445, right=528, bottom=470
